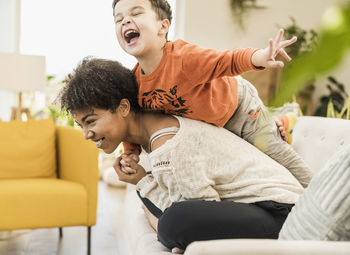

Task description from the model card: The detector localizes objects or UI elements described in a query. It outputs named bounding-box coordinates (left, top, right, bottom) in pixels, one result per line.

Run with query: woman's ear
left=118, top=98, right=131, bottom=117
left=159, top=19, right=170, bottom=35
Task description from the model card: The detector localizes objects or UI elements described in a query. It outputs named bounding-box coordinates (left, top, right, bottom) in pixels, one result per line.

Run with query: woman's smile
left=93, top=137, right=105, bottom=148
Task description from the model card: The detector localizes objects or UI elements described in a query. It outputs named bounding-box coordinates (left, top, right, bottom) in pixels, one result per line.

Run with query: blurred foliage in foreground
left=271, top=2, right=350, bottom=107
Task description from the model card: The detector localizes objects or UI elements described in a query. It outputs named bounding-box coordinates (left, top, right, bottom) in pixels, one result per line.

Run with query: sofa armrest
left=56, top=125, right=99, bottom=225
left=184, top=239, right=350, bottom=255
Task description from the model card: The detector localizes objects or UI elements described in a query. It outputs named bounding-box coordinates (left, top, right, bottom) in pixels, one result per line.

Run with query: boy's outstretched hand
left=251, top=29, right=297, bottom=69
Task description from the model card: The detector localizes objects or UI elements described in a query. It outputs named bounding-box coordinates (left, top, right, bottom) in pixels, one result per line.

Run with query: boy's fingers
left=123, top=153, right=140, bottom=163
left=130, top=154, right=140, bottom=162
left=125, top=158, right=139, bottom=170
left=122, top=156, right=138, bottom=167
left=267, top=60, right=284, bottom=68
left=124, top=166, right=137, bottom=174
left=279, top=36, right=297, bottom=48
left=120, top=165, right=130, bottom=174
left=268, top=39, right=274, bottom=59
left=114, top=157, right=129, bottom=178
left=120, top=159, right=130, bottom=167
left=279, top=48, right=291, bottom=62
left=274, top=29, right=284, bottom=46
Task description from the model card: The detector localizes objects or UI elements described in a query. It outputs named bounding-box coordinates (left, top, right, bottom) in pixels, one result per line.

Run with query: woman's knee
left=157, top=202, right=197, bottom=249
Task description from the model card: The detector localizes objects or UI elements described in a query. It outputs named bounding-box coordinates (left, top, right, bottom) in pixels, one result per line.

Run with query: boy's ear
left=118, top=98, right=131, bottom=117
left=159, top=19, right=170, bottom=35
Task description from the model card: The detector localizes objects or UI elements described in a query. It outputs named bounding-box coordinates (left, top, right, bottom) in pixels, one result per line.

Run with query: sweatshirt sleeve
left=136, top=158, right=221, bottom=211
left=178, top=42, right=263, bottom=85
left=136, top=174, right=174, bottom=212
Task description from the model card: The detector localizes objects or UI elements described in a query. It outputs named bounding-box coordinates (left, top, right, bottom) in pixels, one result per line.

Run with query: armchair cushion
left=0, top=178, right=87, bottom=230
left=0, top=119, right=56, bottom=179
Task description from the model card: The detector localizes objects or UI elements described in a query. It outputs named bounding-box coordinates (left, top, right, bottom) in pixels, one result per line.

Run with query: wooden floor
left=0, top=181, right=127, bottom=255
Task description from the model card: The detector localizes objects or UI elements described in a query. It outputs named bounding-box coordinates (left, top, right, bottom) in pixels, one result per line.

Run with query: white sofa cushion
left=291, top=116, right=350, bottom=174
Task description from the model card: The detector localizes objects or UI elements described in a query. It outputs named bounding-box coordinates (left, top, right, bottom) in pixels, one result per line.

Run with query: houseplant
left=229, top=0, right=266, bottom=29
left=277, top=17, right=318, bottom=115
left=271, top=2, right=350, bottom=108
left=314, top=76, right=349, bottom=117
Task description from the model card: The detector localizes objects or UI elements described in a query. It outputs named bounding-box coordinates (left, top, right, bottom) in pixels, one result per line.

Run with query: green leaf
left=327, top=99, right=335, bottom=118
left=270, top=2, right=350, bottom=107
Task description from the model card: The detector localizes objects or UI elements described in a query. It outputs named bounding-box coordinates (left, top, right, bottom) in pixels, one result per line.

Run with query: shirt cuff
left=249, top=48, right=266, bottom=71
left=136, top=174, right=154, bottom=192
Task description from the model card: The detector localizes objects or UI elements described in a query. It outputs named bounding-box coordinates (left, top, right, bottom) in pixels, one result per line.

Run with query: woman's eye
left=116, top=19, right=122, bottom=23
left=86, top=120, right=95, bottom=125
left=132, top=12, right=142, bottom=16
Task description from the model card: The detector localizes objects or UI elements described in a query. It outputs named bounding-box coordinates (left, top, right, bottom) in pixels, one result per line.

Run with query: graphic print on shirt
left=141, top=85, right=193, bottom=116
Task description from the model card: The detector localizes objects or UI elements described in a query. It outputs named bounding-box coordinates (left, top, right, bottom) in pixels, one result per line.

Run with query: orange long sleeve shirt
left=124, top=39, right=262, bottom=154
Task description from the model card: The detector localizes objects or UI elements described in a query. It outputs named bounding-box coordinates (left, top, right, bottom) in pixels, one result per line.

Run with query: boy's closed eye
left=114, top=14, right=123, bottom=23
left=131, top=11, right=143, bottom=16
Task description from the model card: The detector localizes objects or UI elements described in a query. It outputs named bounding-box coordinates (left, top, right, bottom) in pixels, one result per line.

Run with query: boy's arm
left=179, top=29, right=296, bottom=85
left=122, top=141, right=142, bottom=155
left=180, top=44, right=261, bottom=85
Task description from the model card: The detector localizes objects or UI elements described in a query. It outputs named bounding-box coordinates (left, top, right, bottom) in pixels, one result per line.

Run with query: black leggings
left=137, top=192, right=293, bottom=250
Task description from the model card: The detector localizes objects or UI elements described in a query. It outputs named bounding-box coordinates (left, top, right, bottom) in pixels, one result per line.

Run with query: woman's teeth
left=95, top=138, right=104, bottom=148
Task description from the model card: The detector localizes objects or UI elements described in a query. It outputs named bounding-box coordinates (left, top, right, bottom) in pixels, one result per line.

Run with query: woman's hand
left=120, top=152, right=139, bottom=174
left=113, top=155, right=146, bottom=185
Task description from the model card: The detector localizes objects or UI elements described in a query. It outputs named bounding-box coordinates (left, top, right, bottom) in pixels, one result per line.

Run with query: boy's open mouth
left=124, top=29, right=140, bottom=44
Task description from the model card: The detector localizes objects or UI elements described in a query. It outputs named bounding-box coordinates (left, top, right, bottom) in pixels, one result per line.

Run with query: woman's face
left=74, top=107, right=128, bottom=154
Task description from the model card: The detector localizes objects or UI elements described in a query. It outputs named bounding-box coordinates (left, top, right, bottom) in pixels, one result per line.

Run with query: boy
left=113, top=0, right=313, bottom=187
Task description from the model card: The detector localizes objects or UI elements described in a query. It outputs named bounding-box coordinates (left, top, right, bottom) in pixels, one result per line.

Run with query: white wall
left=0, top=0, right=17, bottom=121
left=20, top=0, right=176, bottom=77
left=176, top=0, right=350, bottom=110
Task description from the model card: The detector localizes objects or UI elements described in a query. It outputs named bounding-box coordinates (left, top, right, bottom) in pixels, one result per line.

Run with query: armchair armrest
left=56, top=125, right=99, bottom=225
left=184, top=239, right=350, bottom=255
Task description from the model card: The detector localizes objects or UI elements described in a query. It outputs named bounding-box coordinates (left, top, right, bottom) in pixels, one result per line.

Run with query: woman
left=58, top=57, right=304, bottom=252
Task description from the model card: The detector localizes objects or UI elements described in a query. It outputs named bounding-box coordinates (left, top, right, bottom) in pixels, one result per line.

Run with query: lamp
left=0, top=53, right=46, bottom=120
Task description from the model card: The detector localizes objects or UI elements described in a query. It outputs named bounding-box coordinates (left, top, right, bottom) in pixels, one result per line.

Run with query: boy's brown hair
left=112, top=0, right=173, bottom=24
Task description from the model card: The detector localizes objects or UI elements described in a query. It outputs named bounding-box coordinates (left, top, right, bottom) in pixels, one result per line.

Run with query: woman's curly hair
left=58, top=57, right=140, bottom=115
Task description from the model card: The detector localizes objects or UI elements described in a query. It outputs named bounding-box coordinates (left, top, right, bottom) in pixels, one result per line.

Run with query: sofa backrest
left=292, top=116, right=350, bottom=174
left=0, top=119, right=57, bottom=179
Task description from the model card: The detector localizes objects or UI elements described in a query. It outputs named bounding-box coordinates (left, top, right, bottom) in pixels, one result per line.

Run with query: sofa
left=121, top=116, right=350, bottom=255
left=0, top=119, right=99, bottom=254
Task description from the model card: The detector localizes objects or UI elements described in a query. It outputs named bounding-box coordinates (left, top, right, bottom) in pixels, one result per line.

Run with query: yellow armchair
left=0, top=119, right=99, bottom=255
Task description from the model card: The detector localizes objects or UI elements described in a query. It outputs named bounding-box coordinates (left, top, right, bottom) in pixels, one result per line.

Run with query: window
left=20, top=0, right=176, bottom=77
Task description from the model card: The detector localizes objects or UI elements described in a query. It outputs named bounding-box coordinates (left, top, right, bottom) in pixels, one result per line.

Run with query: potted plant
left=229, top=0, right=267, bottom=29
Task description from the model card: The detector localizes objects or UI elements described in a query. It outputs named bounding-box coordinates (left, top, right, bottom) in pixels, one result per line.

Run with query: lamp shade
left=0, top=53, right=46, bottom=92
